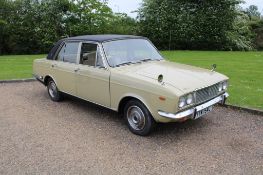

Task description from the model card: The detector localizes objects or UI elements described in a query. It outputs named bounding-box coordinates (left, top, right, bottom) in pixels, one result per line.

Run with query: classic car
left=33, top=35, right=229, bottom=136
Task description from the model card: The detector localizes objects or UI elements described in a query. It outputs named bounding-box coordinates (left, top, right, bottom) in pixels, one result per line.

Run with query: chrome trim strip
left=77, top=41, right=109, bottom=70
left=158, top=92, right=228, bottom=120
left=158, top=108, right=195, bottom=119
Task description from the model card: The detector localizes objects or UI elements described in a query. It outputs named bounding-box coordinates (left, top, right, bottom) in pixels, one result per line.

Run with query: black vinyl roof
left=47, top=35, right=146, bottom=60
left=64, top=34, right=145, bottom=42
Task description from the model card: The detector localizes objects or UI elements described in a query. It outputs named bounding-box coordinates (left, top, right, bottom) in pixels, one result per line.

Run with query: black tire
left=47, top=79, right=63, bottom=102
left=124, top=99, right=156, bottom=136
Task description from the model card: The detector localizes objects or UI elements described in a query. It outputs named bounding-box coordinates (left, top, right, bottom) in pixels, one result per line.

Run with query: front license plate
left=194, top=106, right=213, bottom=119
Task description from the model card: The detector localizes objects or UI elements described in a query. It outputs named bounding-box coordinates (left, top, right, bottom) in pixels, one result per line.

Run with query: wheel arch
left=117, top=95, right=153, bottom=117
left=44, top=75, right=57, bottom=86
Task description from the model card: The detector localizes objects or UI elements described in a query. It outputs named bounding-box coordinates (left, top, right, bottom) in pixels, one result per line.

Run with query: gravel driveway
left=0, top=82, right=262, bottom=175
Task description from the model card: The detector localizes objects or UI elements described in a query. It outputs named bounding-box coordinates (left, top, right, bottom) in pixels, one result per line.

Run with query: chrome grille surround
left=195, top=83, right=220, bottom=104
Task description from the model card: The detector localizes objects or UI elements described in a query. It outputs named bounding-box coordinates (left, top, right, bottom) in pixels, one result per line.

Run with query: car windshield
left=102, top=39, right=163, bottom=67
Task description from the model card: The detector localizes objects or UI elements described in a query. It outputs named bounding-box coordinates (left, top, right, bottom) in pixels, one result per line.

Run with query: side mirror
left=211, top=64, right=217, bottom=72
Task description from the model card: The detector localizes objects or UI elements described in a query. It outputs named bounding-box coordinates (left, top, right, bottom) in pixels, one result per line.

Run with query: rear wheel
left=47, top=79, right=63, bottom=102
left=124, top=100, right=156, bottom=136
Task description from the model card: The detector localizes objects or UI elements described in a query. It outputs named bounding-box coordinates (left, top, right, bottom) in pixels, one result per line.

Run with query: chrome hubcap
left=48, top=82, right=57, bottom=98
left=127, top=106, right=145, bottom=131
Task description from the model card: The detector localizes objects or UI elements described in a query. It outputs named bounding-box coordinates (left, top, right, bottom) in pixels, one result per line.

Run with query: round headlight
left=179, top=97, right=186, bottom=108
left=186, top=94, right=193, bottom=105
left=218, top=83, right=223, bottom=92
left=223, top=81, right=228, bottom=90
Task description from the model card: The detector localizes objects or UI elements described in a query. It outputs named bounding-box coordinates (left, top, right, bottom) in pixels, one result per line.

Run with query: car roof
left=47, top=35, right=148, bottom=60
left=64, top=34, right=146, bottom=42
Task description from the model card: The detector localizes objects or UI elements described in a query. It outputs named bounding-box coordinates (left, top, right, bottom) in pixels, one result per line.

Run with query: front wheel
left=47, top=79, right=63, bottom=102
left=124, top=100, right=156, bottom=136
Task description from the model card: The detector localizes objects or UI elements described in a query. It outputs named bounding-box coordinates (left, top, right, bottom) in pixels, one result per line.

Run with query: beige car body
left=33, top=38, right=229, bottom=123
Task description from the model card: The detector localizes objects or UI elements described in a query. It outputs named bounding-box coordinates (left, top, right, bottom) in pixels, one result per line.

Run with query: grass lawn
left=0, top=55, right=45, bottom=80
left=0, top=51, right=262, bottom=110
left=162, top=51, right=263, bottom=110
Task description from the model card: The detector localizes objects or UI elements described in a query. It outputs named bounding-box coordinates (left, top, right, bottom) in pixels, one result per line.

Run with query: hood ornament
left=211, top=64, right=217, bottom=72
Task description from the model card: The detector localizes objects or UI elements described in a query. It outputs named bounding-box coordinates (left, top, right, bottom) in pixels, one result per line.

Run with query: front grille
left=195, top=84, right=219, bottom=104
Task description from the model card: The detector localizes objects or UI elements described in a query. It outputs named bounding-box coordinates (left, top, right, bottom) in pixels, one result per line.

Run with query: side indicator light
left=159, top=96, right=166, bottom=101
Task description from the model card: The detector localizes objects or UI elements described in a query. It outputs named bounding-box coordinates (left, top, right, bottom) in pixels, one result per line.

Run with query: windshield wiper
left=136, top=58, right=153, bottom=64
left=141, top=58, right=152, bottom=62
left=115, top=58, right=158, bottom=67
left=115, top=62, right=135, bottom=67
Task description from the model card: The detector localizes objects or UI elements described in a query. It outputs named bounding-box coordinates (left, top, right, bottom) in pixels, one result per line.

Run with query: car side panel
left=33, top=59, right=54, bottom=83
left=50, top=61, right=77, bottom=95
left=76, top=65, right=110, bottom=108
left=110, top=71, right=179, bottom=123
left=33, top=59, right=77, bottom=96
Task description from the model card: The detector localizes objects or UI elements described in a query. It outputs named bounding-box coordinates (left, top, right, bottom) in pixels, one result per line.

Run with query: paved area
left=0, top=82, right=262, bottom=175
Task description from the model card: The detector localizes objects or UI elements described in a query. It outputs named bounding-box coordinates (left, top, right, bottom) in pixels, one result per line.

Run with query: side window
left=63, top=42, right=79, bottom=63
left=56, top=42, right=79, bottom=63
left=80, top=43, right=104, bottom=68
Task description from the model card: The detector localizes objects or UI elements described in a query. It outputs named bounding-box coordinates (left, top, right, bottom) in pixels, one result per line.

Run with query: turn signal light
left=159, top=96, right=166, bottom=101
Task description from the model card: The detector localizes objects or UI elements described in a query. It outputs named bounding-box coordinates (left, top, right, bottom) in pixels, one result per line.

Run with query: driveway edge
left=222, top=104, right=263, bottom=116
left=0, top=78, right=36, bottom=83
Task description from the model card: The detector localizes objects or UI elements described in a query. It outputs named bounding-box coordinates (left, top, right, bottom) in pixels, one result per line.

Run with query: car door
left=76, top=42, right=111, bottom=107
left=51, top=41, right=81, bottom=96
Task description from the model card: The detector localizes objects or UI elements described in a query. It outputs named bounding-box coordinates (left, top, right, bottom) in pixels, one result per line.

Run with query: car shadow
left=61, top=93, right=210, bottom=139
left=62, top=93, right=121, bottom=119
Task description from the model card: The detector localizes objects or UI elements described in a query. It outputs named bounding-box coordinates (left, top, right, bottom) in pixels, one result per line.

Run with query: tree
left=0, top=0, right=137, bottom=54
left=0, top=0, right=71, bottom=54
left=225, top=11, right=254, bottom=50
left=246, top=5, right=261, bottom=19
left=108, top=13, right=137, bottom=34
left=66, top=0, right=114, bottom=36
left=137, top=0, right=254, bottom=51
left=0, top=0, right=13, bottom=53
left=244, top=5, right=263, bottom=50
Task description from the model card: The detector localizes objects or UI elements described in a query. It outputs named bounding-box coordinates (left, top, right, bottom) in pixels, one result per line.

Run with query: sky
left=107, top=0, right=263, bottom=18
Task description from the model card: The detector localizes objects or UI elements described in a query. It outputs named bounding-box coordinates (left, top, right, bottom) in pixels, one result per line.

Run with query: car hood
left=114, top=60, right=228, bottom=93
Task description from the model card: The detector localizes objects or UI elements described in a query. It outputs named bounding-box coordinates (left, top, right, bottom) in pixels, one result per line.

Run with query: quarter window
left=56, top=44, right=66, bottom=61
left=56, top=42, right=79, bottom=63
left=80, top=43, right=104, bottom=68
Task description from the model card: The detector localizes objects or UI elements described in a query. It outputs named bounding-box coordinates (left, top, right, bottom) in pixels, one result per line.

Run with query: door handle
left=74, top=68, right=80, bottom=72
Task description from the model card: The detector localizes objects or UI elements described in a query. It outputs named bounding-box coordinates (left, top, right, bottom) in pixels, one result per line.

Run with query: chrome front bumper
left=158, top=92, right=229, bottom=120
left=33, top=74, right=44, bottom=84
